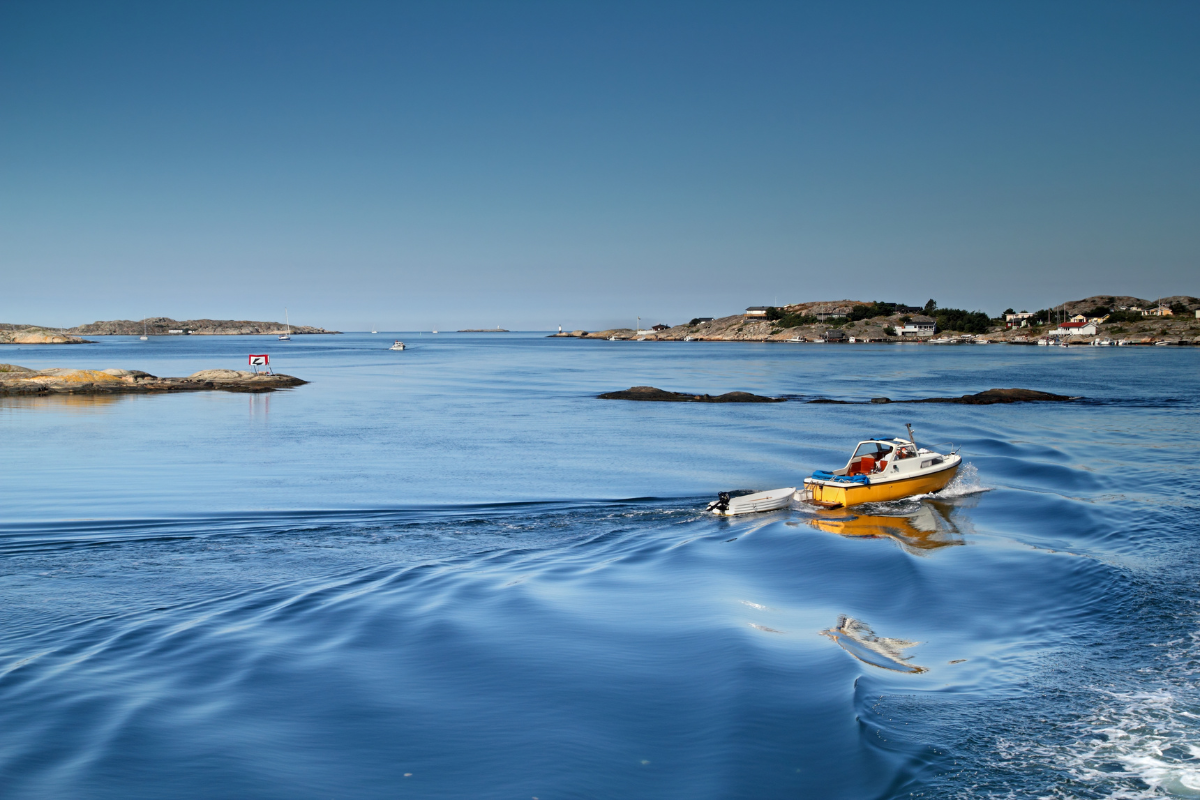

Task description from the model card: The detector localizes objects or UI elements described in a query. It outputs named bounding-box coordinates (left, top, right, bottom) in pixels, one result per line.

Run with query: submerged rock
left=599, top=386, right=786, bottom=403
left=914, top=388, right=1075, bottom=404
left=807, top=388, right=1076, bottom=404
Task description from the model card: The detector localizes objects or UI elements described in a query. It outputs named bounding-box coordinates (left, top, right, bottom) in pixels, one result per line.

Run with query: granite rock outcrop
left=598, top=386, right=786, bottom=402
left=0, top=366, right=307, bottom=396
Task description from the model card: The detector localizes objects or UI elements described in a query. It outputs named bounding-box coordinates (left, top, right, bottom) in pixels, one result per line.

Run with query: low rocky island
left=0, top=329, right=94, bottom=345
left=70, top=317, right=339, bottom=336
left=0, top=365, right=307, bottom=396
left=1, top=317, right=339, bottom=341
left=809, top=388, right=1075, bottom=405
left=599, top=386, right=786, bottom=403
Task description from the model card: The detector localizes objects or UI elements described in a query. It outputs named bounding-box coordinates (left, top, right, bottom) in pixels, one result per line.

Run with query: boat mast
left=905, top=423, right=918, bottom=451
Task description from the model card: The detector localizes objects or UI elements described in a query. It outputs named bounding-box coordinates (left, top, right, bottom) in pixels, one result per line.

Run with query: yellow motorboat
left=798, top=425, right=960, bottom=509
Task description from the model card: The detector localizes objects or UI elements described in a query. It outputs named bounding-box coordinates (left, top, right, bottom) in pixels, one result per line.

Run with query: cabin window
left=920, top=457, right=943, bottom=468
left=852, top=443, right=893, bottom=460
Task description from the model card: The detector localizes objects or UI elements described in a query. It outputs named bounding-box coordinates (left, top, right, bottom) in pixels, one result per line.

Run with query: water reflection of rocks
left=800, top=500, right=969, bottom=554
left=822, top=615, right=927, bottom=674
left=0, top=393, right=127, bottom=413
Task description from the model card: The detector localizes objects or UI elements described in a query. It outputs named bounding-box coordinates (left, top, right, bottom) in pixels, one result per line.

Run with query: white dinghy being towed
left=707, top=487, right=796, bottom=516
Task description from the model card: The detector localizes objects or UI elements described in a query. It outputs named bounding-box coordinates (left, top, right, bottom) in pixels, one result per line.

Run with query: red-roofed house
left=1051, top=321, right=1098, bottom=336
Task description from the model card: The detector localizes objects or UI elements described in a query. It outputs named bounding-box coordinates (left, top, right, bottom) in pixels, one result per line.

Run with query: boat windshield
left=852, top=442, right=894, bottom=460
left=843, top=441, right=897, bottom=476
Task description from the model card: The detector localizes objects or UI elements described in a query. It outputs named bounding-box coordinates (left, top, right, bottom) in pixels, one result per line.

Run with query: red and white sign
left=249, top=354, right=269, bottom=366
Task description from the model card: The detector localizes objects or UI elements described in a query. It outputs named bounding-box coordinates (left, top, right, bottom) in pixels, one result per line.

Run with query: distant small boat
left=140, top=317, right=148, bottom=340
left=1155, top=340, right=1170, bottom=346
left=279, top=308, right=291, bottom=340
left=390, top=341, right=406, bottom=351
left=432, top=330, right=438, bottom=334
left=684, top=335, right=695, bottom=341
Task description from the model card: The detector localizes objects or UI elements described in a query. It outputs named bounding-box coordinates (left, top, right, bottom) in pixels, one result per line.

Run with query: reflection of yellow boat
left=799, top=427, right=960, bottom=509
left=806, top=504, right=963, bottom=552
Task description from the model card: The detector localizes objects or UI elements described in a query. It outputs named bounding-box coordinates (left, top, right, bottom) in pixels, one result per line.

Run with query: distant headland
left=553, top=295, right=1200, bottom=346
left=1, top=317, right=340, bottom=343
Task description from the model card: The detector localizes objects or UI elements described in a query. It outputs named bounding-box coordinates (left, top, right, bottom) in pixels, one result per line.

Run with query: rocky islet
left=0, top=365, right=307, bottom=396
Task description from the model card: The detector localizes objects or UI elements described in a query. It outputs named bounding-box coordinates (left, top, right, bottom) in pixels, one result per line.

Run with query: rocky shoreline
left=0, top=365, right=307, bottom=396
left=551, top=294, right=1200, bottom=346
left=0, top=330, right=94, bottom=345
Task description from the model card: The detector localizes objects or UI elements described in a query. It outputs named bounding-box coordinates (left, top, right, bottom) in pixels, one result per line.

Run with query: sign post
left=249, top=354, right=271, bottom=374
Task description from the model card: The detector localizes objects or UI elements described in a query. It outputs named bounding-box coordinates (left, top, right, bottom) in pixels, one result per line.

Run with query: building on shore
left=897, top=316, right=936, bottom=337
left=744, top=307, right=770, bottom=318
left=1052, top=322, right=1098, bottom=337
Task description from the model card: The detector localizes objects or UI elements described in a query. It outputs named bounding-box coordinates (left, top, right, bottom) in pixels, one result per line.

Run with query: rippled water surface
left=2, top=334, right=1198, bottom=798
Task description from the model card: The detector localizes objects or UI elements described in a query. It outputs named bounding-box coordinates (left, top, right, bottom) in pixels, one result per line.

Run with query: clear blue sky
left=2, top=1, right=1197, bottom=331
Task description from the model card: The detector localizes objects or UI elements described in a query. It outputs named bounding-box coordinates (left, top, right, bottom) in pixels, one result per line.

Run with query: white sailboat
left=278, top=308, right=291, bottom=340
left=140, top=317, right=148, bottom=340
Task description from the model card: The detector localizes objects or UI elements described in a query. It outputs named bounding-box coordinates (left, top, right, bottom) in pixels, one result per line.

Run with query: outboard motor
left=706, top=491, right=731, bottom=514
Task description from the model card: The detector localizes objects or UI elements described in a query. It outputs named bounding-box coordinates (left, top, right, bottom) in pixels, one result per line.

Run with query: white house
left=897, top=316, right=936, bottom=337
left=744, top=306, right=770, bottom=317
left=1052, top=322, right=1098, bottom=336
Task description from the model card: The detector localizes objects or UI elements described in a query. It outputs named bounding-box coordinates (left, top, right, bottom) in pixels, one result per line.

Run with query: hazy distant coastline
left=2, top=317, right=340, bottom=340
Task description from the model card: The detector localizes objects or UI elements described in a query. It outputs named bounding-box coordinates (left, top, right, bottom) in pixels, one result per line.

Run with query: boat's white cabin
left=834, top=438, right=947, bottom=478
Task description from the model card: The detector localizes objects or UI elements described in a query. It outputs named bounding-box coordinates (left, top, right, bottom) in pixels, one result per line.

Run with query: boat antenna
left=905, top=423, right=918, bottom=450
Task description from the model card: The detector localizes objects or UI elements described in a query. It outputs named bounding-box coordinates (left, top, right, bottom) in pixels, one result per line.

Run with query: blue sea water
left=1, top=333, right=1198, bottom=798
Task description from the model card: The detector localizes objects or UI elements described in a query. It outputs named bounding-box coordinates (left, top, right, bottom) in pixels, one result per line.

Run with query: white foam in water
left=992, top=628, right=1200, bottom=799
left=1057, top=687, right=1200, bottom=798
left=935, top=462, right=988, bottom=499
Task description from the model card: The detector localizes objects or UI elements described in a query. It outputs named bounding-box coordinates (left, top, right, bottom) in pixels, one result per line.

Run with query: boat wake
left=934, top=462, right=988, bottom=498
left=979, top=631, right=1200, bottom=799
